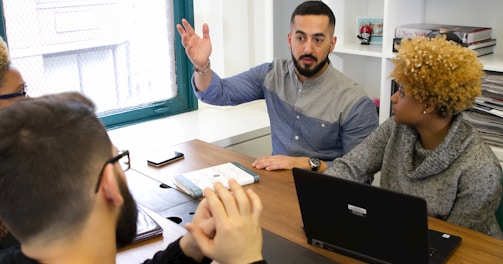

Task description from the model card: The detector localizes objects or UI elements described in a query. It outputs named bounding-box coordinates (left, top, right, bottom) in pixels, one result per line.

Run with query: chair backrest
left=496, top=171, right=503, bottom=232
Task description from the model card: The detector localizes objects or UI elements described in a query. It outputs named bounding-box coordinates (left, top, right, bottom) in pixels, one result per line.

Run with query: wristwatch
left=308, top=157, right=321, bottom=171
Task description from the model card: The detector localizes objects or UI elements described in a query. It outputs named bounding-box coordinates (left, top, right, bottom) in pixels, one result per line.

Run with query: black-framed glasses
left=94, top=150, right=130, bottom=193
left=0, top=83, right=28, bottom=100
left=0, top=90, right=26, bottom=100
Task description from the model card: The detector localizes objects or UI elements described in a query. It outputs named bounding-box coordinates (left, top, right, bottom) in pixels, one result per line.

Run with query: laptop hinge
left=311, top=239, right=392, bottom=264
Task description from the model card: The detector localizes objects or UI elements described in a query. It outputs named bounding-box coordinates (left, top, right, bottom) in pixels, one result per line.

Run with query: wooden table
left=119, top=139, right=503, bottom=263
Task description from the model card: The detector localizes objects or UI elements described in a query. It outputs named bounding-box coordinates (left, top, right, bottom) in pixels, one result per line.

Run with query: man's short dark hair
left=290, top=1, right=336, bottom=28
left=0, top=92, right=113, bottom=242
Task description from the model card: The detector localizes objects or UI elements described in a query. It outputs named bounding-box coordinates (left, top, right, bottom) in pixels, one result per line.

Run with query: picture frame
left=356, top=17, right=384, bottom=44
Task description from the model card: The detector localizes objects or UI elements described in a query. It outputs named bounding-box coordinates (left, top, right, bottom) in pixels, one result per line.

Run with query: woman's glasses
left=0, top=83, right=27, bottom=100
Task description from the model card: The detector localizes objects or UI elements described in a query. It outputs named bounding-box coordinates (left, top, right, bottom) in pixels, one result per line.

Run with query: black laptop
left=292, top=168, right=461, bottom=264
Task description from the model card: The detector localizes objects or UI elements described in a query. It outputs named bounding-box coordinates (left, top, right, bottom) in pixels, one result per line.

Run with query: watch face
left=309, top=158, right=320, bottom=171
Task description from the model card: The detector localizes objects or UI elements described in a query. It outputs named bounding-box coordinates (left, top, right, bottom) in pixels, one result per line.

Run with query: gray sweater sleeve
left=323, top=119, right=394, bottom=183
left=444, top=145, right=502, bottom=238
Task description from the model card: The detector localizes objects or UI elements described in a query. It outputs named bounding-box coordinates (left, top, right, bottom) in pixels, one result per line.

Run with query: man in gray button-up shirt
left=177, top=1, right=378, bottom=171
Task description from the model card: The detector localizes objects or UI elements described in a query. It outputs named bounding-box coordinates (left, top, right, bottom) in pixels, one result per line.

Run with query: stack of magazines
left=463, top=71, right=503, bottom=147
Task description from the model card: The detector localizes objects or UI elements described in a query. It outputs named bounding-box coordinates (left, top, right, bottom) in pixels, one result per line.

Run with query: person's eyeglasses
left=0, top=84, right=28, bottom=100
left=94, top=150, right=130, bottom=193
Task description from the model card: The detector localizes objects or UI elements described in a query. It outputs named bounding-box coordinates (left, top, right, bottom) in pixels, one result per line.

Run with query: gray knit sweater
left=324, top=115, right=503, bottom=238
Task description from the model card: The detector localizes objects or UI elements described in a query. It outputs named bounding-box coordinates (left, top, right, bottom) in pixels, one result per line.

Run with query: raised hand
left=176, top=18, right=212, bottom=70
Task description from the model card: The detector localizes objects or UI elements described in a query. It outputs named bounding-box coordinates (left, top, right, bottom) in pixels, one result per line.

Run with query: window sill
left=107, top=100, right=271, bottom=156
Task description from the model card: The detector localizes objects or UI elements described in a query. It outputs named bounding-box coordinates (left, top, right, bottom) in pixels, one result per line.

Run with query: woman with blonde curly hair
left=0, top=36, right=26, bottom=108
left=0, top=35, right=25, bottom=249
left=318, top=36, right=503, bottom=238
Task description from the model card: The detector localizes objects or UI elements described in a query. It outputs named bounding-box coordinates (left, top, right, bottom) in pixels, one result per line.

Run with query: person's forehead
left=291, top=15, right=332, bottom=34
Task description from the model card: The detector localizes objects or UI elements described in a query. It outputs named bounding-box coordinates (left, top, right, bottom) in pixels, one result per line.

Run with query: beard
left=292, top=53, right=330, bottom=78
left=115, top=172, right=138, bottom=248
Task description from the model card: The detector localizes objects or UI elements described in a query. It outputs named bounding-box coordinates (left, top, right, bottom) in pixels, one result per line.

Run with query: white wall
left=193, top=0, right=273, bottom=77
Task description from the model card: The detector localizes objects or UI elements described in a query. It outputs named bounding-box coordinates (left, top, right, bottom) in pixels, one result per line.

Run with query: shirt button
left=295, top=136, right=299, bottom=140
left=296, top=115, right=300, bottom=119
left=321, top=123, right=325, bottom=128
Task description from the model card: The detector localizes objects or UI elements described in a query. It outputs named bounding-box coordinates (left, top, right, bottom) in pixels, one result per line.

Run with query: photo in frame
left=356, top=17, right=384, bottom=44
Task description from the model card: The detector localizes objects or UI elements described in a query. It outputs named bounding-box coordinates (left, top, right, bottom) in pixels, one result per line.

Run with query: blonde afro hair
left=0, top=36, right=11, bottom=84
left=389, top=36, right=483, bottom=118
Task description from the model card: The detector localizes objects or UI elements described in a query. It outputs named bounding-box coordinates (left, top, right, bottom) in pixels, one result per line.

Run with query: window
left=0, top=0, right=196, bottom=128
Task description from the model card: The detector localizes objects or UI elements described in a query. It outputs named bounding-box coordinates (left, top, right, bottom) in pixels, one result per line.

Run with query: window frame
left=0, top=0, right=198, bottom=129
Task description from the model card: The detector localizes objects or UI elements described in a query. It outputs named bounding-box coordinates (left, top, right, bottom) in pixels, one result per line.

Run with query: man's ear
left=330, top=36, right=337, bottom=51
left=99, top=164, right=124, bottom=207
left=287, top=32, right=292, bottom=49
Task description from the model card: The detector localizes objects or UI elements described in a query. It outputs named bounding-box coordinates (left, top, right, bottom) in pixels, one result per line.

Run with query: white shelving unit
left=325, top=0, right=503, bottom=162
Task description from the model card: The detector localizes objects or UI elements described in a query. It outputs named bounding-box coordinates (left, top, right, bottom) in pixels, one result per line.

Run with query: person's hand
left=186, top=179, right=264, bottom=264
left=179, top=198, right=215, bottom=262
left=252, top=155, right=309, bottom=171
left=176, top=18, right=212, bottom=70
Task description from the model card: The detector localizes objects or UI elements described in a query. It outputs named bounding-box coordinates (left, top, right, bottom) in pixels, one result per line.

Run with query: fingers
left=228, top=179, right=251, bottom=217
left=176, top=18, right=196, bottom=47
left=212, top=180, right=240, bottom=218
left=202, top=23, right=210, bottom=40
left=177, top=18, right=207, bottom=39
left=185, top=223, right=214, bottom=257
left=252, top=156, right=270, bottom=170
left=179, top=18, right=195, bottom=35
left=204, top=179, right=257, bottom=219
left=246, top=189, right=263, bottom=221
left=252, top=155, right=287, bottom=170
left=203, top=186, right=228, bottom=221
left=193, top=180, right=264, bottom=263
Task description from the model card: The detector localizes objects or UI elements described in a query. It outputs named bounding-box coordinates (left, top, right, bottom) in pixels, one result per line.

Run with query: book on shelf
left=473, top=45, right=495, bottom=57
left=467, top=39, right=497, bottom=50
left=174, top=161, right=260, bottom=198
left=395, top=23, right=492, bottom=45
left=468, top=39, right=496, bottom=57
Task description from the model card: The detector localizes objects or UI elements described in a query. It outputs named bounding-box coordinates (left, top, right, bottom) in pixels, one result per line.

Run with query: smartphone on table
left=147, top=151, right=184, bottom=167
